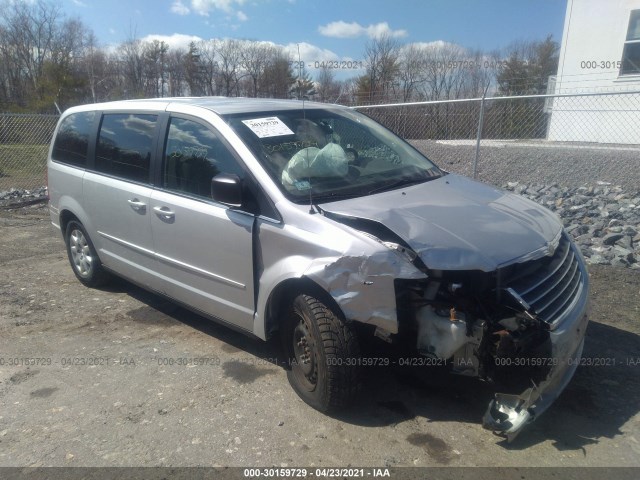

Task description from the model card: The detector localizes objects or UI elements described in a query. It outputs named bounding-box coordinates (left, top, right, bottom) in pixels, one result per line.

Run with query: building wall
left=548, top=0, right=640, bottom=144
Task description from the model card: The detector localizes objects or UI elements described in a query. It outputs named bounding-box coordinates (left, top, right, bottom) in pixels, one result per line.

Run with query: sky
left=62, top=0, right=568, bottom=72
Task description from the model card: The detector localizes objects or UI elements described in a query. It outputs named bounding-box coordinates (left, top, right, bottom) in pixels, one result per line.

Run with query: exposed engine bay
left=396, top=272, right=554, bottom=391
left=390, top=243, right=588, bottom=441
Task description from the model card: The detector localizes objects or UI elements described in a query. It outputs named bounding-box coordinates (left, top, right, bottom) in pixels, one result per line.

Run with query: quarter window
left=163, top=117, right=244, bottom=199
left=95, top=113, right=157, bottom=183
left=51, top=112, right=96, bottom=167
left=621, top=10, right=640, bottom=75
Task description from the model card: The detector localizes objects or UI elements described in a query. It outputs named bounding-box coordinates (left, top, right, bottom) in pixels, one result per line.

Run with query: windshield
left=224, top=107, right=443, bottom=203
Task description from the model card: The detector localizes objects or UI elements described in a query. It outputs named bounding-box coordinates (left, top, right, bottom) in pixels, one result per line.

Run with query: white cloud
left=71, top=0, right=87, bottom=7
left=236, top=10, right=248, bottom=21
left=404, top=41, right=467, bottom=58
left=283, top=42, right=340, bottom=65
left=190, top=0, right=246, bottom=16
left=411, top=40, right=460, bottom=51
left=318, top=21, right=407, bottom=39
left=318, top=21, right=362, bottom=38
left=140, top=33, right=204, bottom=51
left=170, top=1, right=190, bottom=15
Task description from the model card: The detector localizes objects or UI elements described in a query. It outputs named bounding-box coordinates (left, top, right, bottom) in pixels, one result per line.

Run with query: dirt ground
left=0, top=203, right=639, bottom=468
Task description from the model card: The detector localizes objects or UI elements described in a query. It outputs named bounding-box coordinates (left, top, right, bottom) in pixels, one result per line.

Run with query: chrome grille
left=505, top=233, right=584, bottom=325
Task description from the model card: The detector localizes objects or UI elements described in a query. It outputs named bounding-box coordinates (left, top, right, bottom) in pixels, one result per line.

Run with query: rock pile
left=503, top=182, right=640, bottom=269
left=0, top=186, right=48, bottom=202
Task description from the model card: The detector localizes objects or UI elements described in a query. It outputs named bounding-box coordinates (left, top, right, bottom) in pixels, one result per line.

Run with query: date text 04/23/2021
left=243, top=468, right=391, bottom=478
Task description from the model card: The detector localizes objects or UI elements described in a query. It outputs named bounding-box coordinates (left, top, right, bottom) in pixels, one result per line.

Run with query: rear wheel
left=65, top=220, right=109, bottom=287
left=283, top=293, right=361, bottom=412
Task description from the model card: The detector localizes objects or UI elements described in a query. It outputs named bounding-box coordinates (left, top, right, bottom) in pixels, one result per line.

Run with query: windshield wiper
left=367, top=174, right=440, bottom=195
left=311, top=191, right=366, bottom=203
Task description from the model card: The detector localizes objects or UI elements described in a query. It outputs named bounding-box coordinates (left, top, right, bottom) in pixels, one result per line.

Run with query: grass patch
left=0, top=144, right=48, bottom=175
left=0, top=144, right=48, bottom=189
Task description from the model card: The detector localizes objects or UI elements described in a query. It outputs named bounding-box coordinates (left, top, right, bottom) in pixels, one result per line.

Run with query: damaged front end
left=396, top=231, right=589, bottom=441
left=316, top=181, right=589, bottom=440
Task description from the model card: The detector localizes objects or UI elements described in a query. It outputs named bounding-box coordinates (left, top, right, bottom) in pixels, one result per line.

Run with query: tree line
left=0, top=0, right=559, bottom=114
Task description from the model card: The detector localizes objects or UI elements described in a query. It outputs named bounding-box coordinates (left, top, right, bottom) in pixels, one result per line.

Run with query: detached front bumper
left=482, top=262, right=590, bottom=441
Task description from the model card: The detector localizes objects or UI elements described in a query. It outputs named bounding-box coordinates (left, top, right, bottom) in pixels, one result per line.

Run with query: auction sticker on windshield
left=242, top=117, right=294, bottom=138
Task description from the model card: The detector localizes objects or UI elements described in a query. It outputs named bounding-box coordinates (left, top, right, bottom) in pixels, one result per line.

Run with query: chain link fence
left=1, top=91, right=640, bottom=195
left=0, top=113, right=58, bottom=193
left=354, top=91, right=640, bottom=190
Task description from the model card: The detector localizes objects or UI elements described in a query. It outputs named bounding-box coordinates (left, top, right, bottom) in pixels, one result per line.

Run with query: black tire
left=282, top=293, right=361, bottom=412
left=64, top=220, right=109, bottom=287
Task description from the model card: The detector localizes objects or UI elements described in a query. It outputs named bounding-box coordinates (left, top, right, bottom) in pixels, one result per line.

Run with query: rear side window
left=51, top=112, right=96, bottom=167
left=96, top=113, right=157, bottom=183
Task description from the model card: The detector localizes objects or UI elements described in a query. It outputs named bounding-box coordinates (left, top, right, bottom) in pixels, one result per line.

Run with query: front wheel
left=65, top=220, right=109, bottom=287
left=283, top=294, right=361, bottom=412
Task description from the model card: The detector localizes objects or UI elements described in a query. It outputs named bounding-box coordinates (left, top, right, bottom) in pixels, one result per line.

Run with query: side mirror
left=211, top=173, right=242, bottom=208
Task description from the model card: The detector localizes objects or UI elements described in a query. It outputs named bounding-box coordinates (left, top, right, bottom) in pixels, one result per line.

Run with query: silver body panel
left=48, top=97, right=590, bottom=440
left=149, top=189, right=255, bottom=330
left=319, top=173, right=563, bottom=271
left=83, top=172, right=160, bottom=290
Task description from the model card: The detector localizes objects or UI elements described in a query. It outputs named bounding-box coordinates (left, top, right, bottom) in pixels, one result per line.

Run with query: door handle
left=153, top=206, right=175, bottom=219
left=128, top=198, right=146, bottom=212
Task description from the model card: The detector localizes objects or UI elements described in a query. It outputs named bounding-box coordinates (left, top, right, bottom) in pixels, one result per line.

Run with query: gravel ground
left=1, top=140, right=640, bottom=474
left=0, top=204, right=639, bottom=471
left=409, top=140, right=640, bottom=190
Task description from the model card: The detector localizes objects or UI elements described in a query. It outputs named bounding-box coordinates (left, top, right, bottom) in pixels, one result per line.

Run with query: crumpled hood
left=319, top=174, right=563, bottom=272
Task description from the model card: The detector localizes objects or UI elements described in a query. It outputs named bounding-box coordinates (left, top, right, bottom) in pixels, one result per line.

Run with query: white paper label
left=241, top=117, right=294, bottom=138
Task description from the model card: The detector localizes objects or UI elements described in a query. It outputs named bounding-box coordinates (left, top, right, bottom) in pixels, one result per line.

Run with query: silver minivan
left=48, top=97, right=589, bottom=440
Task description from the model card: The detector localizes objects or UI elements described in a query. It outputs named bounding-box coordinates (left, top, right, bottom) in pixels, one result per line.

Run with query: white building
left=547, top=0, right=640, bottom=144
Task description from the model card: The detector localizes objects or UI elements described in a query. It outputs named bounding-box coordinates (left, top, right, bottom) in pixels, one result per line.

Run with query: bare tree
left=141, top=39, right=169, bottom=97
left=363, top=33, right=401, bottom=103
left=81, top=32, right=112, bottom=103
left=0, top=0, right=99, bottom=110
left=198, top=39, right=219, bottom=95
left=459, top=48, right=497, bottom=98
left=240, top=41, right=274, bottom=98
left=397, top=43, right=425, bottom=102
left=166, top=48, right=187, bottom=96
left=217, top=39, right=242, bottom=96
left=315, top=66, right=340, bottom=103
left=0, top=0, right=555, bottom=113
left=1, top=0, right=62, bottom=104
left=118, top=37, right=145, bottom=98
left=416, top=42, right=467, bottom=101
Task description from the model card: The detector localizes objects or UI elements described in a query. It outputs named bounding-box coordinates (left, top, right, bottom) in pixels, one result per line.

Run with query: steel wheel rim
left=292, top=316, right=318, bottom=391
left=69, top=229, right=93, bottom=278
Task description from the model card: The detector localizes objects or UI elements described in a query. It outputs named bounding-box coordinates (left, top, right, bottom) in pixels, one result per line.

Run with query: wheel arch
left=263, top=276, right=347, bottom=341
left=59, top=209, right=81, bottom=235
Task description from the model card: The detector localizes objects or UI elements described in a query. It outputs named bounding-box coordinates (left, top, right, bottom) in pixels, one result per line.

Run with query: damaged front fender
left=253, top=209, right=427, bottom=339
left=305, top=251, right=426, bottom=334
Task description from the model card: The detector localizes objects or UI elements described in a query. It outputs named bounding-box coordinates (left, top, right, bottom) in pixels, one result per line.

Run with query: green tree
left=261, top=51, right=295, bottom=99
left=184, top=42, right=206, bottom=95
left=495, top=36, right=559, bottom=139
left=290, top=67, right=316, bottom=100
left=497, top=36, right=559, bottom=95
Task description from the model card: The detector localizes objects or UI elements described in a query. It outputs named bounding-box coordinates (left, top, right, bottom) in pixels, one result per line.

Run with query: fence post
left=473, top=94, right=486, bottom=180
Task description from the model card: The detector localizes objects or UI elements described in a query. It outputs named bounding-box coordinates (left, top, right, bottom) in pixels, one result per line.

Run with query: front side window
left=621, top=10, right=640, bottom=75
left=51, top=112, right=96, bottom=167
left=163, top=117, right=244, bottom=199
left=225, top=108, right=441, bottom=203
left=95, top=113, right=157, bottom=183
